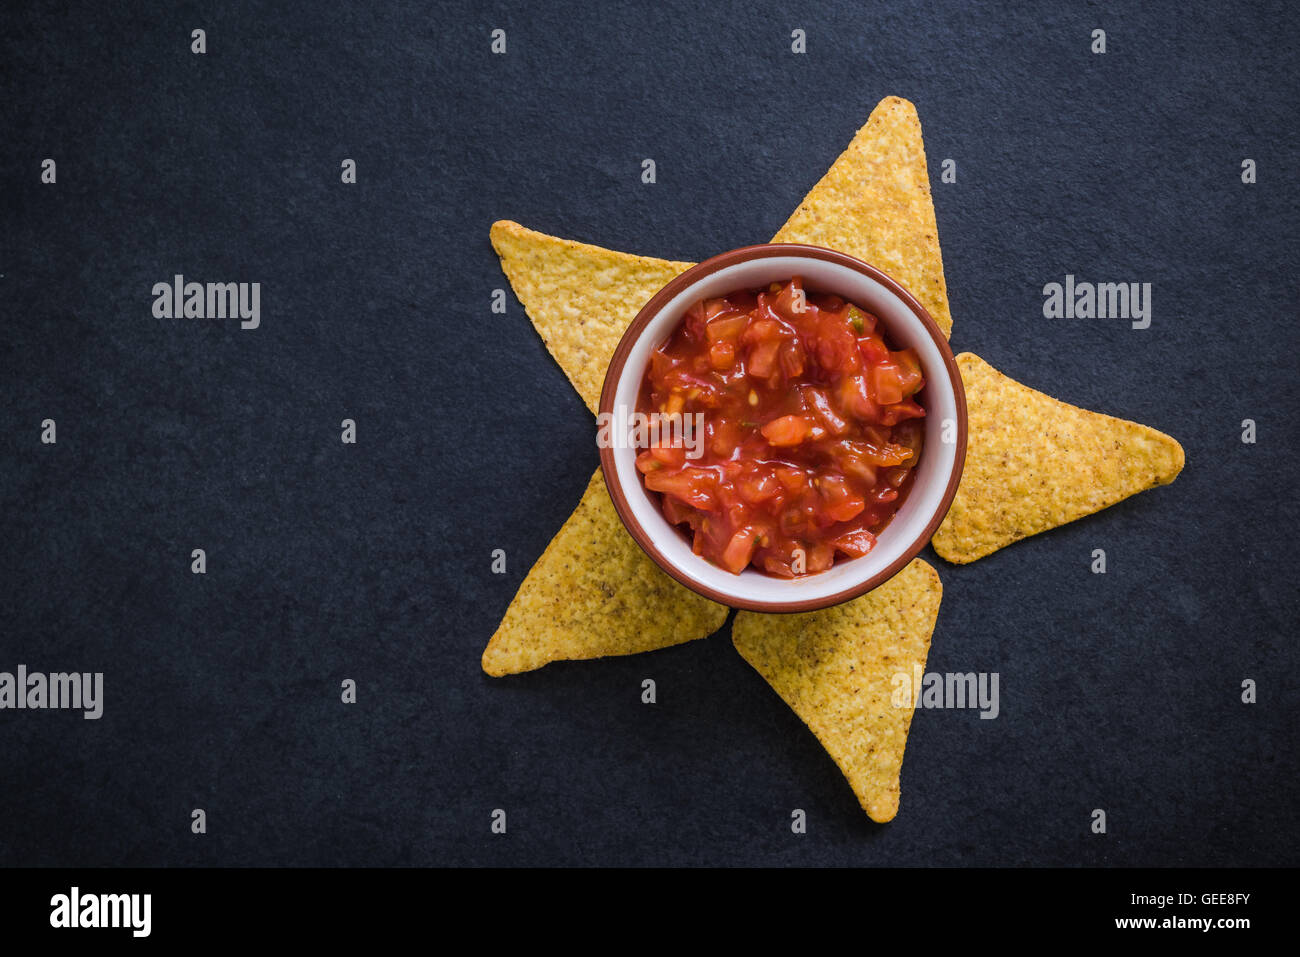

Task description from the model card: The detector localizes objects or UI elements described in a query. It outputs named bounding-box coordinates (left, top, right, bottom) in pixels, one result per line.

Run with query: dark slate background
left=1, top=0, right=1296, bottom=867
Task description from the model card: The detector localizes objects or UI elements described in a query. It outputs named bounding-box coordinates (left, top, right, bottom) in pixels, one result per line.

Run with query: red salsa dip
left=635, top=277, right=926, bottom=577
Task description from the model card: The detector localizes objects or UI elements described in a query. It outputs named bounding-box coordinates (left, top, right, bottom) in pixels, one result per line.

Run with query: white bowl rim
left=597, top=243, right=966, bottom=613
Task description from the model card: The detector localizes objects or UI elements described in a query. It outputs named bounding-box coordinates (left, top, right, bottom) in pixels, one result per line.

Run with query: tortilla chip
left=482, top=469, right=729, bottom=676
left=772, top=96, right=953, bottom=339
left=931, top=353, right=1185, bottom=564
left=732, top=559, right=942, bottom=823
left=489, top=220, right=695, bottom=414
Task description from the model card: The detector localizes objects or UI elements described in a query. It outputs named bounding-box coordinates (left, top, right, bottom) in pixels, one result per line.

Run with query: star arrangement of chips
left=481, top=97, right=1184, bottom=823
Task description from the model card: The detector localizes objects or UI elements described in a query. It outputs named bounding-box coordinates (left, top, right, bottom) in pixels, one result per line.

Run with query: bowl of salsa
left=597, top=244, right=966, bottom=612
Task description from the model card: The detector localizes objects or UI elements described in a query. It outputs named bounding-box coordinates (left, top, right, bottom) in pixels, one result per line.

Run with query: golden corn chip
left=482, top=469, right=729, bottom=677
left=489, top=220, right=695, bottom=414
left=931, top=353, right=1185, bottom=564
left=732, top=559, right=942, bottom=823
left=772, top=96, right=953, bottom=339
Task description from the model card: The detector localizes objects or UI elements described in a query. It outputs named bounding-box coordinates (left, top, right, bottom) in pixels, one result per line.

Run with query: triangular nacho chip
left=931, top=353, right=1185, bottom=564
left=732, top=559, right=942, bottom=823
left=772, top=96, right=953, bottom=339
left=482, top=469, right=729, bottom=676
left=489, top=220, right=695, bottom=414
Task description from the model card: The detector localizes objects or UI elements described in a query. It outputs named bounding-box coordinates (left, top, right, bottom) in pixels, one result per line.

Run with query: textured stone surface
left=1, top=0, right=1296, bottom=865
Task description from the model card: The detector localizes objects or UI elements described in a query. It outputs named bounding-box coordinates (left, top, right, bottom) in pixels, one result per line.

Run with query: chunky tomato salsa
left=635, top=277, right=926, bottom=577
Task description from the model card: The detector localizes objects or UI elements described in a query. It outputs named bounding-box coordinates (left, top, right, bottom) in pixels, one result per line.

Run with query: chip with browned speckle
left=773, top=96, right=953, bottom=339
left=481, top=469, right=729, bottom=677
left=489, top=220, right=695, bottom=414
left=931, top=353, right=1185, bottom=564
left=732, top=559, right=942, bottom=823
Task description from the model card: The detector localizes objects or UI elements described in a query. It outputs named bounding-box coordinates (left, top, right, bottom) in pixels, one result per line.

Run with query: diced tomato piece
left=645, top=467, right=719, bottom=510
left=893, top=348, right=925, bottom=396
left=824, top=498, right=865, bottom=523
left=772, top=277, right=807, bottom=320
left=871, top=362, right=905, bottom=405
left=826, top=440, right=879, bottom=487
left=760, top=555, right=796, bottom=578
left=862, top=439, right=913, bottom=467
left=806, top=542, right=834, bottom=573
left=761, top=414, right=811, bottom=447
left=814, top=315, right=859, bottom=374
left=706, top=312, right=749, bottom=342
left=774, top=466, right=809, bottom=492
left=857, top=334, right=889, bottom=366
left=721, top=528, right=759, bottom=574
left=635, top=450, right=661, bottom=474
left=741, top=316, right=782, bottom=346
left=779, top=339, right=806, bottom=378
left=837, top=374, right=881, bottom=422
left=703, top=298, right=731, bottom=321
left=831, top=529, right=877, bottom=558
left=747, top=338, right=781, bottom=378
left=737, top=467, right=782, bottom=505
left=803, top=386, right=849, bottom=436
left=817, top=474, right=866, bottom=522
left=709, top=339, right=736, bottom=370
left=649, top=443, right=686, bottom=469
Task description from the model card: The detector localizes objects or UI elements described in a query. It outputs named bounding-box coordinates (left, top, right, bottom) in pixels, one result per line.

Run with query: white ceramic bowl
left=598, top=244, right=966, bottom=612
